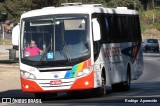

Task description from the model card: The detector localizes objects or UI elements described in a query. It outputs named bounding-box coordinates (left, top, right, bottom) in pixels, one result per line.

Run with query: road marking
left=143, top=53, right=160, bottom=55
left=132, top=84, right=160, bottom=88
left=144, top=59, right=153, bottom=61
left=124, top=91, right=143, bottom=96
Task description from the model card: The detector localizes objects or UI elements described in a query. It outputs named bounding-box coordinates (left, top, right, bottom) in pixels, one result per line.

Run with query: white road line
left=143, top=53, right=160, bottom=55
left=124, top=91, right=143, bottom=96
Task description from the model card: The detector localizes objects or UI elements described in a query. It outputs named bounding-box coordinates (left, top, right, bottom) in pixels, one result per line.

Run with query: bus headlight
left=77, top=66, right=93, bottom=77
left=21, top=70, right=36, bottom=79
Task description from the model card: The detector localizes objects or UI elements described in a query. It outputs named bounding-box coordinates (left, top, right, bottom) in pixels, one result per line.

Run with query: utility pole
left=2, top=24, right=4, bottom=39
left=152, top=0, right=155, bottom=23
left=0, top=10, right=8, bottom=43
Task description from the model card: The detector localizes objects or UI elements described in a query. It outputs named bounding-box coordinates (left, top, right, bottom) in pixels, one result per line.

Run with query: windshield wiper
left=38, top=42, right=72, bottom=65
left=61, top=41, right=72, bottom=63
left=38, top=44, right=52, bottom=65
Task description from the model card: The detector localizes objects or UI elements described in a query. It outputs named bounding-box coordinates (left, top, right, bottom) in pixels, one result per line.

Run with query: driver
left=24, top=40, right=43, bottom=57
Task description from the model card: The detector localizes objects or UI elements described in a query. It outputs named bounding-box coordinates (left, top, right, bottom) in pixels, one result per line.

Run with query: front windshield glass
left=20, top=15, right=90, bottom=66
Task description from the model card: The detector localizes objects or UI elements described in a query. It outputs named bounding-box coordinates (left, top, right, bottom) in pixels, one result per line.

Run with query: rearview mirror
left=92, top=18, right=101, bottom=41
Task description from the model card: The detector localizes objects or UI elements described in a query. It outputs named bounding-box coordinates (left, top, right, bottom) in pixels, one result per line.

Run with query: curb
left=0, top=59, right=19, bottom=64
left=0, top=64, right=19, bottom=68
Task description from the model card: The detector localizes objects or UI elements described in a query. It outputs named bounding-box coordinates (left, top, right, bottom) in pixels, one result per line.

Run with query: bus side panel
left=121, top=42, right=143, bottom=80
left=94, top=42, right=143, bottom=85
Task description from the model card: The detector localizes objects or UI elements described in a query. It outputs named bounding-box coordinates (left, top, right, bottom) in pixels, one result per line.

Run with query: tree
left=2, top=0, right=33, bottom=23
left=106, top=0, right=141, bottom=10
left=0, top=0, right=144, bottom=23
left=32, top=0, right=58, bottom=8
left=0, top=0, right=58, bottom=23
left=0, top=0, right=4, bottom=3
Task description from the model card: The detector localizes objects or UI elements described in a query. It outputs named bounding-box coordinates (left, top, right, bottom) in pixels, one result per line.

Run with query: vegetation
left=0, top=0, right=160, bottom=36
left=0, top=38, right=12, bottom=45
left=140, top=6, right=160, bottom=39
left=0, top=0, right=150, bottom=23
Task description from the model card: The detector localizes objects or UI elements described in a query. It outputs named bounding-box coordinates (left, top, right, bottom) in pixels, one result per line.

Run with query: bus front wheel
left=92, top=72, right=106, bottom=97
left=35, top=93, right=46, bottom=101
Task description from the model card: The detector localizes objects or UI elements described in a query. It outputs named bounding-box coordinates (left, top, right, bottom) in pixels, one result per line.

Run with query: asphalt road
left=4, top=33, right=12, bottom=39
left=0, top=52, right=160, bottom=106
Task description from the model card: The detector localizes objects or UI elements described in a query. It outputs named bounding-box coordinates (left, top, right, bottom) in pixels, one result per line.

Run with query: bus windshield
left=20, top=15, right=90, bottom=66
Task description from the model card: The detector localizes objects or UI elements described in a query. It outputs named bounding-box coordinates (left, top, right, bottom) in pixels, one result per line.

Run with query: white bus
left=19, top=3, right=143, bottom=99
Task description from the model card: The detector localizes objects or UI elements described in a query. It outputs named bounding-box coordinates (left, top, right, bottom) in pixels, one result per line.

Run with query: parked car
left=142, top=38, right=159, bottom=53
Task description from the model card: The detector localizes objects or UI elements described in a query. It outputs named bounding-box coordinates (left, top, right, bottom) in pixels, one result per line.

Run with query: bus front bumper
left=21, top=71, right=94, bottom=92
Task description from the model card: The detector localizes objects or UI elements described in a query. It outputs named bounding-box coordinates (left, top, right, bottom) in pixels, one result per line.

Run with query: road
left=0, top=33, right=12, bottom=40
left=0, top=52, right=160, bottom=106
left=4, top=33, right=12, bottom=39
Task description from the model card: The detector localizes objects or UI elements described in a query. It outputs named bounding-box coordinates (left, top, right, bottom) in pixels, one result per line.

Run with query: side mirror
left=92, top=18, right=101, bottom=41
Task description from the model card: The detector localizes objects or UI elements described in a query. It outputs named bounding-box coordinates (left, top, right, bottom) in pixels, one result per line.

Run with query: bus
left=19, top=3, right=143, bottom=99
left=12, top=24, right=20, bottom=50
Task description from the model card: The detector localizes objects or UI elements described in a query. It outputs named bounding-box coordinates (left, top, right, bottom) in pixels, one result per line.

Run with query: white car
left=12, top=24, right=19, bottom=50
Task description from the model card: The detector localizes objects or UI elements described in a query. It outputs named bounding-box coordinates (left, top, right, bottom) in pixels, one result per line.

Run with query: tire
left=153, top=49, right=156, bottom=53
left=122, top=66, right=131, bottom=91
left=112, top=83, right=121, bottom=91
left=92, top=72, right=106, bottom=97
left=35, top=93, right=47, bottom=101
left=13, top=45, right=18, bottom=50
left=13, top=46, right=16, bottom=50
left=112, top=66, right=131, bottom=91
left=144, top=47, right=147, bottom=52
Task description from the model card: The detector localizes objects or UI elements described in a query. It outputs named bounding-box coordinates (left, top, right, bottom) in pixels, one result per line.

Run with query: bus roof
left=21, top=4, right=139, bottom=19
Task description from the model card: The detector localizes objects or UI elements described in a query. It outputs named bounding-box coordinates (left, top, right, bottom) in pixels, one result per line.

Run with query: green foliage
left=140, top=7, right=160, bottom=32
left=0, top=0, right=57, bottom=23
left=106, top=0, right=141, bottom=10
left=32, top=0, right=58, bottom=8
left=0, top=0, right=33, bottom=23
left=0, top=0, right=159, bottom=33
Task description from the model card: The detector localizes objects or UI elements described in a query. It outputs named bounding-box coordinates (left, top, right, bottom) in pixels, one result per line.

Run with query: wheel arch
left=101, top=67, right=106, bottom=85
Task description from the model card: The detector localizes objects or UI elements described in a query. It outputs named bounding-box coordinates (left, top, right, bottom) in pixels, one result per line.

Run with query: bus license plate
left=50, top=80, right=62, bottom=85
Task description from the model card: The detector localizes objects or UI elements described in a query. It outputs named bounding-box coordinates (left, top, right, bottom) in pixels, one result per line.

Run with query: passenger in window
left=24, top=40, right=43, bottom=57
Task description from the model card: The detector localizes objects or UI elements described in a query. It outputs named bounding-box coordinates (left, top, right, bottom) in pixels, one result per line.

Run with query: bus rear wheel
left=122, top=66, right=131, bottom=91
left=112, top=66, right=131, bottom=91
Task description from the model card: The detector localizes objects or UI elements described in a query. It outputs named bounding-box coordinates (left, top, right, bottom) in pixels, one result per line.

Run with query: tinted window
left=92, top=13, right=142, bottom=43
left=148, top=39, right=158, bottom=43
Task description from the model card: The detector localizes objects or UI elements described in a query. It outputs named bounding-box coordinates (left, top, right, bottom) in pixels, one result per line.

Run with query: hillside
left=140, top=7, right=160, bottom=39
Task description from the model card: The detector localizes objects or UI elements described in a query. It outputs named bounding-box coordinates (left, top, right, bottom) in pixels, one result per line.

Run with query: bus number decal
left=104, top=47, right=121, bottom=57
left=104, top=48, right=110, bottom=57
